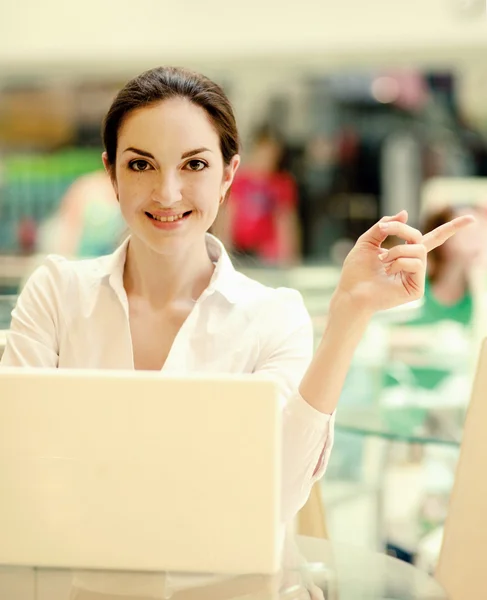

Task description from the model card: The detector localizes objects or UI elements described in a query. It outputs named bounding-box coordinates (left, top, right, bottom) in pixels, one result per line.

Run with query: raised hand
left=336, top=209, right=475, bottom=314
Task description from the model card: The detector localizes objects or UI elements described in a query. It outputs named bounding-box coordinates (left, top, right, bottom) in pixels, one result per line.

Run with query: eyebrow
left=123, top=147, right=211, bottom=159
left=123, top=147, right=154, bottom=159
left=181, top=147, right=211, bottom=159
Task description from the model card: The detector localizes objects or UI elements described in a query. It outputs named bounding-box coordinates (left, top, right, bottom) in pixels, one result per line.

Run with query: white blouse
left=1, top=234, right=335, bottom=521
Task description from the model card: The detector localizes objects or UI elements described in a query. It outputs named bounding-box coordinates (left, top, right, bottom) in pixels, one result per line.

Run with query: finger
left=385, top=257, right=424, bottom=276
left=359, top=210, right=409, bottom=246
left=377, top=221, right=423, bottom=244
left=381, top=210, right=409, bottom=224
left=422, top=215, right=476, bottom=252
left=379, top=243, right=427, bottom=263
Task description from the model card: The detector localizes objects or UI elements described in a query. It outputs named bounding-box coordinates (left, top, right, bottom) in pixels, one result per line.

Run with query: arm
left=298, top=210, right=474, bottom=416
left=276, top=207, right=301, bottom=266
left=275, top=175, right=301, bottom=265
left=271, top=210, right=472, bottom=519
left=299, top=293, right=370, bottom=414
left=1, top=257, right=63, bottom=368
left=252, top=289, right=335, bottom=521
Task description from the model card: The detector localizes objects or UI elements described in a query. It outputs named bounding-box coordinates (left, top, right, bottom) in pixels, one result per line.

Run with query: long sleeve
left=1, top=257, right=64, bottom=368
left=252, top=288, right=335, bottom=522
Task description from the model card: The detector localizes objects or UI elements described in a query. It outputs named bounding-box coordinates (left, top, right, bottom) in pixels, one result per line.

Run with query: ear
left=102, top=152, right=118, bottom=196
left=221, top=154, right=240, bottom=200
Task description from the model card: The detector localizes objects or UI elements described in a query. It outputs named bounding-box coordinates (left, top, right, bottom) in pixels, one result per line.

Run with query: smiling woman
left=103, top=84, right=240, bottom=263
left=0, top=66, right=475, bottom=523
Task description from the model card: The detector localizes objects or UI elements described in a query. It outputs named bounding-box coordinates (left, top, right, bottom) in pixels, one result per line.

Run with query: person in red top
left=219, top=127, right=300, bottom=265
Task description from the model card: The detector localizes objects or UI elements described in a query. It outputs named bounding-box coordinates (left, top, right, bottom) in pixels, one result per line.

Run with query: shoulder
left=227, top=272, right=314, bottom=380
left=21, top=254, right=70, bottom=292
left=230, top=270, right=311, bottom=332
left=34, top=252, right=107, bottom=278
left=23, top=252, right=111, bottom=296
left=17, top=253, right=117, bottom=328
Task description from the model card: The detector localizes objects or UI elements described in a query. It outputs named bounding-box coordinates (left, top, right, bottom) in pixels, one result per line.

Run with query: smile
left=145, top=211, right=192, bottom=222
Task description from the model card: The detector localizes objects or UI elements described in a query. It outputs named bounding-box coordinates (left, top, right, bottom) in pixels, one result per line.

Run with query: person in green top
left=386, top=204, right=486, bottom=389
left=38, top=170, right=126, bottom=258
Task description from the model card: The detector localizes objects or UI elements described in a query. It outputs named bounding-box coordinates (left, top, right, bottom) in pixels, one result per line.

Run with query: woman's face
left=442, top=207, right=487, bottom=268
left=251, top=138, right=283, bottom=173
left=104, top=98, right=239, bottom=254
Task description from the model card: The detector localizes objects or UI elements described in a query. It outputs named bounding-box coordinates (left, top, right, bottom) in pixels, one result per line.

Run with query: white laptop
left=0, top=369, right=282, bottom=575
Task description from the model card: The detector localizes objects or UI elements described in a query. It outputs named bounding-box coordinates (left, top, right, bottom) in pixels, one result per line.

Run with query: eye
left=129, top=159, right=152, bottom=172
left=184, top=159, right=207, bottom=172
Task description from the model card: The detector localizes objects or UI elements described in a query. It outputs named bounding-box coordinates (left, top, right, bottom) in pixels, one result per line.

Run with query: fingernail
left=379, top=223, right=390, bottom=231
left=378, top=250, right=389, bottom=261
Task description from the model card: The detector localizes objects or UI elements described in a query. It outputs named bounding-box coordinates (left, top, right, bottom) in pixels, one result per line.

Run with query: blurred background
left=1, top=0, right=487, bottom=575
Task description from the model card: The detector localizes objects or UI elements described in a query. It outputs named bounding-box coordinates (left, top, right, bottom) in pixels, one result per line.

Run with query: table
left=329, top=399, right=465, bottom=556
left=336, top=405, right=464, bottom=447
left=0, top=535, right=448, bottom=600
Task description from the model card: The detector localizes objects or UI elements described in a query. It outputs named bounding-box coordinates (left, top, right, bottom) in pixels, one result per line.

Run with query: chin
left=137, top=228, right=206, bottom=257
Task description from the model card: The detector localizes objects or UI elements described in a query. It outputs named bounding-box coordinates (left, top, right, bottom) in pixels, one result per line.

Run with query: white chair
left=436, top=340, right=487, bottom=600
left=296, top=482, right=329, bottom=539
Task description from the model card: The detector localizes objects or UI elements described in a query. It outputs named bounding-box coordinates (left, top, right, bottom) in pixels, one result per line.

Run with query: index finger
left=422, top=215, right=476, bottom=252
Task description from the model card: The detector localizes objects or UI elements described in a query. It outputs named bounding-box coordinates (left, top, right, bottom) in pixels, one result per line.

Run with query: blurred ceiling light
left=371, top=77, right=400, bottom=104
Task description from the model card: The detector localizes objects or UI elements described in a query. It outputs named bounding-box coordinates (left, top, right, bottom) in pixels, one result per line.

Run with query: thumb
left=359, top=210, right=409, bottom=246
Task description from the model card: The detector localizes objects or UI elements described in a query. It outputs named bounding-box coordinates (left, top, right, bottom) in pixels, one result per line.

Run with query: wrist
left=328, top=289, right=373, bottom=330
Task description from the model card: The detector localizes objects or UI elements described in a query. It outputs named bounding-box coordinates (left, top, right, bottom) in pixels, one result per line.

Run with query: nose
left=151, top=169, right=183, bottom=206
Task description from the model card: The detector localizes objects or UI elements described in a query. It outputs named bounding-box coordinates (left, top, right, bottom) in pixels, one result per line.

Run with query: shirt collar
left=100, top=233, right=241, bottom=305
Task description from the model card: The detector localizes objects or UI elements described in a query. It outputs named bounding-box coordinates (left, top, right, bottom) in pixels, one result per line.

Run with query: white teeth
left=150, top=213, right=186, bottom=222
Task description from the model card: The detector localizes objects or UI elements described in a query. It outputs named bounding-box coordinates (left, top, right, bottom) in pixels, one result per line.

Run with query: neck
left=123, top=235, right=215, bottom=306
left=431, top=264, right=468, bottom=305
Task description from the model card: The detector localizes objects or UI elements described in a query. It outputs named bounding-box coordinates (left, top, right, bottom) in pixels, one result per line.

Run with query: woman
left=415, top=205, right=485, bottom=327
left=219, top=126, right=300, bottom=265
left=386, top=204, right=487, bottom=389
left=0, top=67, right=473, bottom=522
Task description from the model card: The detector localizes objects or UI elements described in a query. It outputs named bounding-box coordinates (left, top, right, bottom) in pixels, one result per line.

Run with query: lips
left=145, top=210, right=192, bottom=223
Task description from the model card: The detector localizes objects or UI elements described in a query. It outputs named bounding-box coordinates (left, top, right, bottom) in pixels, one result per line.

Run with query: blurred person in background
left=385, top=203, right=487, bottom=389
left=382, top=204, right=487, bottom=557
left=37, top=170, right=125, bottom=258
left=216, top=126, right=300, bottom=265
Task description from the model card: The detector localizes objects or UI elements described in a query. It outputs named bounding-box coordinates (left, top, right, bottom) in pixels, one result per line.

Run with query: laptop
left=0, top=369, right=282, bottom=575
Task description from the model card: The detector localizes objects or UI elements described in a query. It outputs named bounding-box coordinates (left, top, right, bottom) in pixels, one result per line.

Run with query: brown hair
left=423, top=206, right=458, bottom=283
left=102, top=66, right=240, bottom=171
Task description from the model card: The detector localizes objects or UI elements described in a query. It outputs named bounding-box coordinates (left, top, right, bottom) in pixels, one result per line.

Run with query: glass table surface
left=0, top=536, right=448, bottom=600
left=335, top=404, right=465, bottom=446
left=335, top=345, right=471, bottom=446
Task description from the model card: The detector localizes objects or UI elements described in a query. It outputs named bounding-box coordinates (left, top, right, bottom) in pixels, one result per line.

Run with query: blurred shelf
left=239, top=265, right=340, bottom=291
left=0, top=255, right=42, bottom=288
